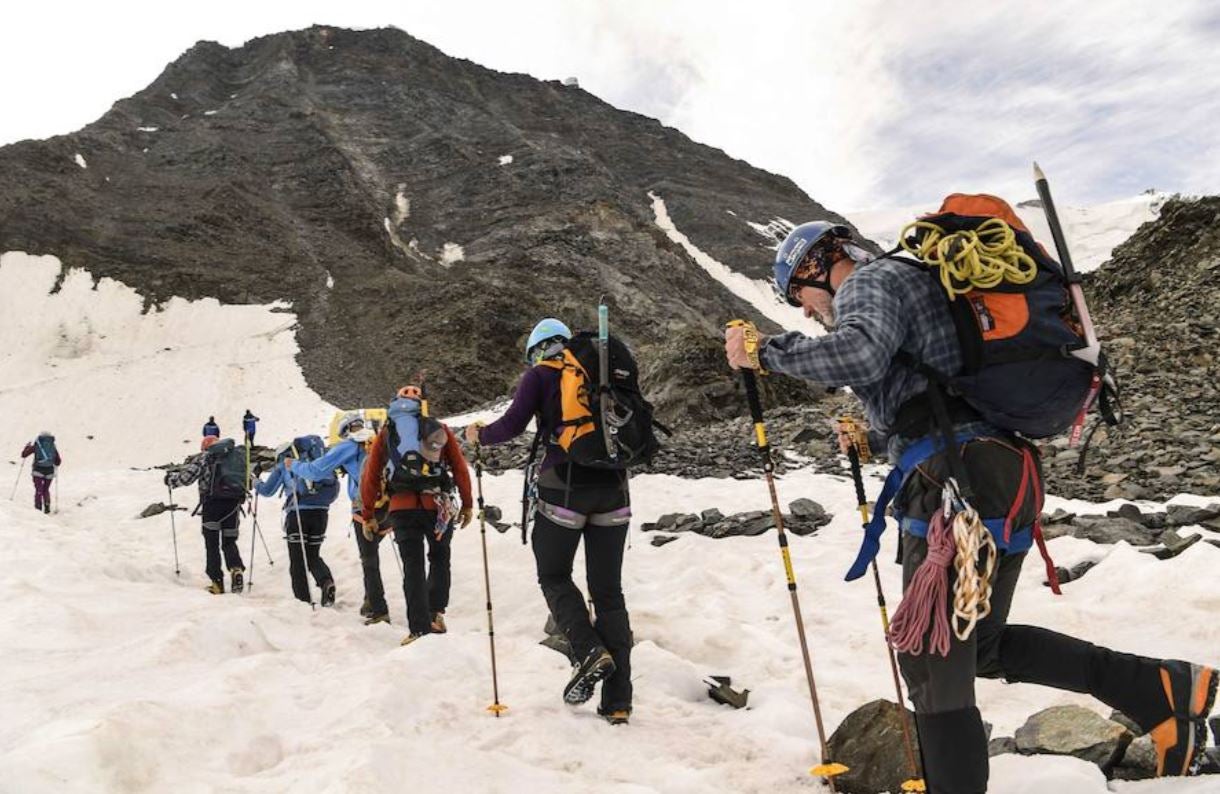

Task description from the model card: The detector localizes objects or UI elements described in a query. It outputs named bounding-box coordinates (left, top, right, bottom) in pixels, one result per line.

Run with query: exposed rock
left=1113, top=734, right=1157, bottom=780
left=1140, top=531, right=1203, bottom=560
left=1051, top=559, right=1099, bottom=586
left=1015, top=705, right=1133, bottom=771
left=1042, top=517, right=1159, bottom=546
left=825, top=699, right=923, bottom=794
left=1108, top=710, right=1143, bottom=736
left=1167, top=503, right=1220, bottom=527
left=138, top=501, right=185, bottom=519
left=641, top=503, right=832, bottom=539
left=989, top=737, right=1018, bottom=756
left=650, top=535, right=679, bottom=547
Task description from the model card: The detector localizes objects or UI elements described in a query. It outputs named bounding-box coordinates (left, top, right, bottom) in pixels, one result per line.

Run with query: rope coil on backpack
left=900, top=218, right=1038, bottom=299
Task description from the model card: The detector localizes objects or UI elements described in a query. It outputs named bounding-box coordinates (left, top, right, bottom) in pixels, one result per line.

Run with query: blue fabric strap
left=843, top=431, right=985, bottom=582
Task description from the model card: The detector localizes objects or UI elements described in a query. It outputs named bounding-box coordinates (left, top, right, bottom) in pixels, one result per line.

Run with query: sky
left=1, top=1, right=1217, bottom=211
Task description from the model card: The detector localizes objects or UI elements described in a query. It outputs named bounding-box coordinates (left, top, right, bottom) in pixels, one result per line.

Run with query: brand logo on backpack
left=384, top=397, right=453, bottom=494
left=538, top=332, right=661, bottom=469
left=896, top=194, right=1112, bottom=439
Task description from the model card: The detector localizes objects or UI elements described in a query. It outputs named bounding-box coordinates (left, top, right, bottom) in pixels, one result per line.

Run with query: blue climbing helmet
left=524, top=318, right=572, bottom=364
left=773, top=221, right=852, bottom=306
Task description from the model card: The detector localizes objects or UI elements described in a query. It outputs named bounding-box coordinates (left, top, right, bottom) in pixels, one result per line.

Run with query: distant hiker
left=202, top=416, right=220, bottom=438
left=242, top=410, right=259, bottom=444
left=726, top=207, right=1216, bottom=789
left=466, top=318, right=645, bottom=726
left=21, top=431, right=61, bottom=514
left=164, top=436, right=248, bottom=594
left=255, top=436, right=339, bottom=606
left=360, top=386, right=472, bottom=644
left=288, top=412, right=384, bottom=623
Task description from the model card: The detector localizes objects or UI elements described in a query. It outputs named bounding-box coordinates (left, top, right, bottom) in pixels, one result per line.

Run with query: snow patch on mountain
left=650, top=192, right=808, bottom=332
left=0, top=251, right=332, bottom=469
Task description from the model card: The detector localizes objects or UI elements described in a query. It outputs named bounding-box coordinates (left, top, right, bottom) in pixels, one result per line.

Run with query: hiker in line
left=202, top=416, right=220, bottom=438
left=255, top=436, right=339, bottom=606
left=360, top=386, right=472, bottom=645
left=287, top=412, right=385, bottom=623
left=725, top=212, right=1216, bottom=790
left=242, top=410, right=260, bottom=445
left=21, top=431, right=61, bottom=514
left=164, top=436, right=247, bottom=593
left=466, top=318, right=636, bottom=726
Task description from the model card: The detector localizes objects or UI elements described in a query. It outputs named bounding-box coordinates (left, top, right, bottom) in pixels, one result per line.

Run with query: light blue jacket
left=289, top=439, right=368, bottom=511
left=255, top=460, right=339, bottom=511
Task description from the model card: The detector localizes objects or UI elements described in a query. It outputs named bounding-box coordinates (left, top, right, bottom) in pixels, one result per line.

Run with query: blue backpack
left=384, top=398, right=451, bottom=494
left=32, top=436, right=57, bottom=468
left=285, top=435, right=340, bottom=505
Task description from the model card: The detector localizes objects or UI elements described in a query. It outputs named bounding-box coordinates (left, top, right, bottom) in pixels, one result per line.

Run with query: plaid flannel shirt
left=759, top=256, right=972, bottom=452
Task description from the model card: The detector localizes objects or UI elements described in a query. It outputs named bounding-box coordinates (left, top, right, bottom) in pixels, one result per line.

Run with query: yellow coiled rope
left=899, top=218, right=1038, bottom=299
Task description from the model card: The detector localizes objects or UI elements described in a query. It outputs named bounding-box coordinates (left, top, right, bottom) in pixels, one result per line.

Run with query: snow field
left=1, top=249, right=1217, bottom=792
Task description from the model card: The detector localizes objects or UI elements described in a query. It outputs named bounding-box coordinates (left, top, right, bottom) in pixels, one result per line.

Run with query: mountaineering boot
left=915, top=707, right=989, bottom=794
left=229, top=568, right=244, bottom=594
left=563, top=647, right=616, bottom=705
left=364, top=612, right=390, bottom=626
left=598, top=707, right=631, bottom=726
left=400, top=632, right=425, bottom=647
left=430, top=611, right=447, bottom=634
left=360, top=597, right=372, bottom=618
left=206, top=580, right=224, bottom=595
left=1150, top=661, right=1217, bottom=776
left=320, top=581, right=336, bottom=607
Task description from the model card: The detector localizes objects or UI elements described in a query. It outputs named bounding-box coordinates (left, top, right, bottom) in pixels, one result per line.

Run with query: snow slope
left=0, top=251, right=334, bottom=469
left=1, top=249, right=1217, bottom=793
left=847, top=193, right=1164, bottom=273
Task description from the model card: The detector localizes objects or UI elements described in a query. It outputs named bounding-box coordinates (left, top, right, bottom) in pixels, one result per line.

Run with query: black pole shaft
left=741, top=369, right=837, bottom=788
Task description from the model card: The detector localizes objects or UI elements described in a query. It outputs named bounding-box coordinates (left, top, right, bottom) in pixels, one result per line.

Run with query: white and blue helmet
left=525, top=318, right=572, bottom=363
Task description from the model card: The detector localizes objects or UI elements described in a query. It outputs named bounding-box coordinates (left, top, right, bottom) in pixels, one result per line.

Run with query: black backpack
left=893, top=194, right=1114, bottom=439
left=540, top=331, right=661, bottom=469
left=206, top=439, right=249, bottom=500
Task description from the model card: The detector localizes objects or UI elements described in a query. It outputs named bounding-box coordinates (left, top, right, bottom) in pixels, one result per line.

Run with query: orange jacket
left=360, top=423, right=472, bottom=520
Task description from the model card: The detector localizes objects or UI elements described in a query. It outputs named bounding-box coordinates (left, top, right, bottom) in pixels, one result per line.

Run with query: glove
left=252, top=462, right=264, bottom=477
left=463, top=422, right=485, bottom=444
left=359, top=516, right=378, bottom=542
left=459, top=506, right=473, bottom=528
left=724, top=321, right=768, bottom=372
left=163, top=472, right=172, bottom=486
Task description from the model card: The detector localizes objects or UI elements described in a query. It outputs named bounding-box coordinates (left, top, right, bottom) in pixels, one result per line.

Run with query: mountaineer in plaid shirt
left=725, top=219, right=1216, bottom=792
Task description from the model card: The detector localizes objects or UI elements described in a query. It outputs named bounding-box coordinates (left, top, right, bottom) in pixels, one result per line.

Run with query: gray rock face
left=1043, top=516, right=1159, bottom=546
left=988, top=736, right=1018, bottom=756
left=825, top=699, right=923, bottom=794
left=0, top=25, right=862, bottom=423
left=1015, top=705, right=1133, bottom=771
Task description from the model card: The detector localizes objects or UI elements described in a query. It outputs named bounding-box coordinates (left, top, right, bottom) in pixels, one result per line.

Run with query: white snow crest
left=847, top=193, right=1162, bottom=273
left=73, top=153, right=87, bottom=169
left=498, top=155, right=514, bottom=166
left=650, top=192, right=809, bottom=332
left=137, top=126, right=159, bottom=133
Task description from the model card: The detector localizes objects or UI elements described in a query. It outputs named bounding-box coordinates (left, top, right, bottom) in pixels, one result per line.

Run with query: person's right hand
left=360, top=516, right=378, bottom=542
left=463, top=422, right=485, bottom=444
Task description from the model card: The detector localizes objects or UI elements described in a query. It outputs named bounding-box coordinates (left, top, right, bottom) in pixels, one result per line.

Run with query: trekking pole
left=167, top=484, right=181, bottom=577
left=248, top=489, right=260, bottom=591
left=289, top=482, right=316, bottom=610
left=475, top=442, right=508, bottom=716
left=729, top=321, right=846, bottom=787
left=837, top=417, right=925, bottom=793
left=9, top=457, right=25, bottom=501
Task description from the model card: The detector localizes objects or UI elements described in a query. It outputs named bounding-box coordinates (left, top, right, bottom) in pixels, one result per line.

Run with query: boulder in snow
left=1015, top=705, right=1133, bottom=771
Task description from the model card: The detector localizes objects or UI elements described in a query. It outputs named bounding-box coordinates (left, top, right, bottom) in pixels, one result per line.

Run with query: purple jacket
left=479, top=365, right=567, bottom=471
